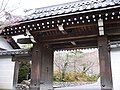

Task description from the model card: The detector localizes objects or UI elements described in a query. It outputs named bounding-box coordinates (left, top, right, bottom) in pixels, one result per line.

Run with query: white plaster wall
left=0, top=37, right=15, bottom=89
left=0, top=56, right=15, bottom=89
left=111, top=48, right=120, bottom=90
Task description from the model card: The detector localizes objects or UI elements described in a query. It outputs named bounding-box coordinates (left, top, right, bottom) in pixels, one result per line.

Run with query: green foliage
left=54, top=71, right=99, bottom=82
left=21, top=44, right=33, bottom=49
left=64, top=72, right=76, bottom=82
left=54, top=71, right=62, bottom=82
left=86, top=74, right=99, bottom=82
left=76, top=72, right=99, bottom=82
left=18, top=61, right=30, bottom=83
left=54, top=49, right=99, bottom=82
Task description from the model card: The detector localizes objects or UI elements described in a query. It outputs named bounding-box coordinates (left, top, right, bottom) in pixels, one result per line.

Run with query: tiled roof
left=23, top=0, right=120, bottom=21
left=0, top=49, right=30, bottom=56
left=0, top=48, right=5, bottom=50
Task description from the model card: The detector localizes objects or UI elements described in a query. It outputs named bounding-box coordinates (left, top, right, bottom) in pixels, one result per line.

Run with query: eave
left=1, top=0, right=120, bottom=50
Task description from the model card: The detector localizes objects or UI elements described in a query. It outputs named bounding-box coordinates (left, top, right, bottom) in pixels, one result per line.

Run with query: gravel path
left=55, top=81, right=101, bottom=90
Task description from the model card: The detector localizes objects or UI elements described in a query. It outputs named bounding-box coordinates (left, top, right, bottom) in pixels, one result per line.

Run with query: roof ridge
left=10, top=0, right=120, bottom=22
left=25, top=0, right=84, bottom=12
left=25, top=0, right=92, bottom=16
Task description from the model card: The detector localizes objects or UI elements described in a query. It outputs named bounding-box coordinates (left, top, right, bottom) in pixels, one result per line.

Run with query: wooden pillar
left=13, top=61, right=19, bottom=89
left=40, top=44, right=53, bottom=90
left=98, top=36, right=113, bottom=90
left=30, top=43, right=53, bottom=90
left=30, top=43, right=40, bottom=90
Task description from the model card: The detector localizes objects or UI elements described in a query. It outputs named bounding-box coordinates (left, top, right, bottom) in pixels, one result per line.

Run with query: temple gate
left=1, top=0, right=120, bottom=90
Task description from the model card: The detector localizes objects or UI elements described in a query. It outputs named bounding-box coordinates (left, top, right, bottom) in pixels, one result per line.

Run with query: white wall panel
left=111, top=48, right=120, bottom=90
left=0, top=56, right=15, bottom=89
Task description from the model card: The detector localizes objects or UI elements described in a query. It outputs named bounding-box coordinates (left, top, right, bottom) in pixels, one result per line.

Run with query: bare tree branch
left=0, top=0, right=9, bottom=14
left=0, top=0, right=4, bottom=11
left=0, top=0, right=22, bottom=34
left=0, top=14, right=4, bottom=18
left=3, top=0, right=9, bottom=10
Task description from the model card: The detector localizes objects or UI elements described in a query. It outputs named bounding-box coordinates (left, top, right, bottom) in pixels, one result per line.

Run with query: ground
left=55, top=81, right=101, bottom=90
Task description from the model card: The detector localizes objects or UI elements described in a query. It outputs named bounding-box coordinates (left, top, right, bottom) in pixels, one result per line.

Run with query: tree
left=18, top=61, right=30, bottom=83
left=0, top=0, right=21, bottom=34
left=79, top=51, right=99, bottom=75
left=54, top=51, right=70, bottom=81
left=80, top=61, right=94, bottom=74
left=54, top=50, right=99, bottom=82
left=54, top=50, right=84, bottom=81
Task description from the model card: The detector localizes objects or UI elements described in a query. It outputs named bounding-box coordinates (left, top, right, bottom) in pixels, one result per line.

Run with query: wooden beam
left=32, top=23, right=97, bottom=33
left=106, top=28, right=120, bottom=36
left=42, top=37, right=97, bottom=44
left=105, top=22, right=120, bottom=36
left=109, top=35, right=120, bottom=41
left=40, top=31, right=98, bottom=42
left=52, top=40, right=97, bottom=50
left=58, top=25, right=77, bottom=46
left=12, top=55, right=31, bottom=61
left=17, top=38, right=32, bottom=44
left=54, top=45, right=97, bottom=50
left=98, top=36, right=113, bottom=90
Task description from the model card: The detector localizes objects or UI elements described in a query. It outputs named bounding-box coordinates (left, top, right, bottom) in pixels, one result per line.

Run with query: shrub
left=18, top=61, right=30, bottom=83
left=54, top=71, right=99, bottom=82
left=54, top=71, right=62, bottom=82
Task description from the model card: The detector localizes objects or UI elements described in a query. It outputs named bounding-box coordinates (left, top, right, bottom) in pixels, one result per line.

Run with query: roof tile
left=20, top=0, right=120, bottom=21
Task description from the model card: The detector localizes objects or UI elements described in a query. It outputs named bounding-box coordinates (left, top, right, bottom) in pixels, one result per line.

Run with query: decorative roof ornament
left=25, top=29, right=36, bottom=43
left=98, top=19, right=104, bottom=36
